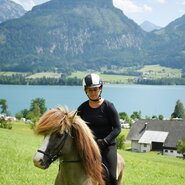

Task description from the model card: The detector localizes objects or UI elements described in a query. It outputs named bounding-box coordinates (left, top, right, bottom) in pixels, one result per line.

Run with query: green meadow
left=0, top=122, right=185, bottom=185
left=0, top=64, right=182, bottom=84
left=69, top=65, right=182, bottom=83
left=69, top=71, right=136, bottom=84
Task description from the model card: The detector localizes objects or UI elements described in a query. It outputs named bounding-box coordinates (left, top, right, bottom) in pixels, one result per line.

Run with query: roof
left=138, top=131, right=168, bottom=144
left=127, top=120, right=185, bottom=148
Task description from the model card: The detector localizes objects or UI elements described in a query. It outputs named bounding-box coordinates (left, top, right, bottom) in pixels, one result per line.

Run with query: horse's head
left=33, top=107, right=76, bottom=169
left=33, top=130, right=73, bottom=169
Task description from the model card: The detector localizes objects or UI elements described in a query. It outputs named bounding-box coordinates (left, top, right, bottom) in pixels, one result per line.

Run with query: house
left=120, top=119, right=130, bottom=129
left=126, top=120, right=185, bottom=157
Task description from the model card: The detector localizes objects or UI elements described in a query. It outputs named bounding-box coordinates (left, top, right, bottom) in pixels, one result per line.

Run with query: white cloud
left=113, top=0, right=152, bottom=13
left=156, top=0, right=166, bottom=4
left=11, top=0, right=35, bottom=10
left=179, top=9, right=185, bottom=13
left=143, top=4, right=152, bottom=11
left=180, top=0, right=185, bottom=5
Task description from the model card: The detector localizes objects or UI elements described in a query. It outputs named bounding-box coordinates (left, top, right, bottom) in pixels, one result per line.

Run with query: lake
left=0, top=84, right=185, bottom=119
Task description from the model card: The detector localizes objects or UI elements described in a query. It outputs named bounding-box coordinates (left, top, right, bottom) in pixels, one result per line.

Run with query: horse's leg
left=117, top=153, right=125, bottom=185
left=117, top=170, right=123, bottom=185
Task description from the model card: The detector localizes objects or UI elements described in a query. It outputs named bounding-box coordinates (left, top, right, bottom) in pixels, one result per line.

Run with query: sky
left=11, top=0, right=185, bottom=27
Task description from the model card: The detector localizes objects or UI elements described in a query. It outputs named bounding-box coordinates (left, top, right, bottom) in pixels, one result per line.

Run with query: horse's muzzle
left=33, top=155, right=51, bottom=169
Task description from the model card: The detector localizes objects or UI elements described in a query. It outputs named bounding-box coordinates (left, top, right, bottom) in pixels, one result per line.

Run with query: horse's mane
left=35, top=107, right=105, bottom=185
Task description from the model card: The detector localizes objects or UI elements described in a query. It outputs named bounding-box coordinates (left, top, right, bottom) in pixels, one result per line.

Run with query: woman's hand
left=97, top=139, right=108, bottom=149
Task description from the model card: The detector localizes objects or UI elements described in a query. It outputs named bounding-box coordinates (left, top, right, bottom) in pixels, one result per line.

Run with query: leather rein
left=37, top=132, right=80, bottom=164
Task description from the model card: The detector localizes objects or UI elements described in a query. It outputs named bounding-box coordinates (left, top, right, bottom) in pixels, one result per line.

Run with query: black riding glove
left=97, top=139, right=108, bottom=150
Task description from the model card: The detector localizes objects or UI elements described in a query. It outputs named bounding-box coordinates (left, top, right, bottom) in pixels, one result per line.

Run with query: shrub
left=177, top=139, right=185, bottom=158
left=117, top=132, right=125, bottom=150
left=0, top=118, right=12, bottom=129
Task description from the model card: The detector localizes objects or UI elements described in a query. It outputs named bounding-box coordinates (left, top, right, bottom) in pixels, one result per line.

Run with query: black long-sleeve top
left=77, top=99, right=121, bottom=144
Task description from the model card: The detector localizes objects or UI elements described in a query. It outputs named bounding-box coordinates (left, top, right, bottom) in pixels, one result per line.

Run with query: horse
left=33, top=107, right=124, bottom=185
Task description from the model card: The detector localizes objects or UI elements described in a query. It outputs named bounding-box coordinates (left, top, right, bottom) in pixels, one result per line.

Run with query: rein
left=60, top=159, right=81, bottom=163
left=37, top=132, right=80, bottom=164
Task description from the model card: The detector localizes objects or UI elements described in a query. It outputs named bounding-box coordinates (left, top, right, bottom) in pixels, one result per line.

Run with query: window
left=144, top=144, right=147, bottom=147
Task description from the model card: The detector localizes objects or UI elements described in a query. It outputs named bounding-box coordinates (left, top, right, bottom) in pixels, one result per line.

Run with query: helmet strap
left=89, top=96, right=101, bottom=102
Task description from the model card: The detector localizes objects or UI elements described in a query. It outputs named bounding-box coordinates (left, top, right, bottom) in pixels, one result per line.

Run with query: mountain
left=0, top=0, right=184, bottom=73
left=145, top=14, right=185, bottom=69
left=0, top=0, right=26, bottom=23
left=0, top=0, right=147, bottom=72
left=140, top=21, right=161, bottom=32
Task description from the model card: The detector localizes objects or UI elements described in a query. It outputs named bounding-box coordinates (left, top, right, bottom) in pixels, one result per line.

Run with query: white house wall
left=131, top=141, right=183, bottom=157
left=131, top=140, right=141, bottom=152
left=140, top=143, right=151, bottom=152
left=163, top=149, right=183, bottom=157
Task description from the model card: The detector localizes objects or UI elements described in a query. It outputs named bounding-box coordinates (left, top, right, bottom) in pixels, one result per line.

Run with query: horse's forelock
left=36, top=107, right=72, bottom=135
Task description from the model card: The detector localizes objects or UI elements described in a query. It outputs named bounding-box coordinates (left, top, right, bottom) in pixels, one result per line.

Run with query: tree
left=33, top=103, right=41, bottom=117
left=171, top=99, right=185, bottom=119
left=0, top=99, right=8, bottom=115
left=119, top=112, right=129, bottom=120
left=158, top=114, right=164, bottom=120
left=177, top=139, right=185, bottom=158
left=152, top=115, right=158, bottom=120
left=26, top=111, right=35, bottom=120
left=16, top=98, right=47, bottom=126
left=30, top=98, right=47, bottom=115
left=20, top=109, right=29, bottom=118
left=119, top=112, right=132, bottom=125
left=15, top=112, right=23, bottom=120
left=131, top=111, right=141, bottom=120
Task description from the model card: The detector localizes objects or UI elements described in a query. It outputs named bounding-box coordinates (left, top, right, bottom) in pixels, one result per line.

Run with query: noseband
left=37, top=132, right=80, bottom=164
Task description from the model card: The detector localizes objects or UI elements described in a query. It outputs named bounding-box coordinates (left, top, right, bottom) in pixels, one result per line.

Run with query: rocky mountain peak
left=0, top=0, right=26, bottom=23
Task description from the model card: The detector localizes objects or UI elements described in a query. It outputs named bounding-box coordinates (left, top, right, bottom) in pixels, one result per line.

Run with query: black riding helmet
left=83, top=73, right=103, bottom=89
left=83, top=73, right=103, bottom=101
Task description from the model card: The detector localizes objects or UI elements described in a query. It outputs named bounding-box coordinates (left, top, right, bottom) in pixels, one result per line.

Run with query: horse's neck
left=61, top=136, right=80, bottom=161
left=56, top=162, right=90, bottom=184
left=56, top=163, right=98, bottom=185
left=55, top=139, right=97, bottom=185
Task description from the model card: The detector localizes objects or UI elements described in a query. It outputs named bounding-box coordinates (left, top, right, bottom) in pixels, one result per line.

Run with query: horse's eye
left=57, top=132, right=63, bottom=138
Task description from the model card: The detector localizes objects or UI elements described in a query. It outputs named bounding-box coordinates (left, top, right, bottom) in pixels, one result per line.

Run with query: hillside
left=145, top=14, right=185, bottom=70
left=0, top=0, right=26, bottom=23
left=140, top=21, right=161, bottom=32
left=1, top=122, right=185, bottom=185
left=0, top=0, right=147, bottom=72
left=0, top=0, right=184, bottom=73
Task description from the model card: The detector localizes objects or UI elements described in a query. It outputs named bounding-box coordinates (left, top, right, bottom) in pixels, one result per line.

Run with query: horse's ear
left=71, top=110, right=78, bottom=122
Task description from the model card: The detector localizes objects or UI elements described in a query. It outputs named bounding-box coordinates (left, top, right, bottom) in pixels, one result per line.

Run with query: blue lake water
left=0, top=84, right=185, bottom=119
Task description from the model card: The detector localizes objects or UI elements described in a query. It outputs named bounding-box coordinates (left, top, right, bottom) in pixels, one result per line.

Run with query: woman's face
left=86, top=87, right=102, bottom=101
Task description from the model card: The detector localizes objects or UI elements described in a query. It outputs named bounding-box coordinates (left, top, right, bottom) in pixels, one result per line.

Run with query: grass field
left=0, top=72, right=27, bottom=76
left=69, top=71, right=136, bottom=84
left=0, top=64, right=182, bottom=84
left=137, top=65, right=181, bottom=79
left=69, top=65, right=182, bottom=83
left=1, top=122, right=185, bottom=185
left=26, top=72, right=61, bottom=79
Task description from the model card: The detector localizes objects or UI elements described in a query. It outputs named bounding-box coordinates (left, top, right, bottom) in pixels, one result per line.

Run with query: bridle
left=37, top=132, right=80, bottom=164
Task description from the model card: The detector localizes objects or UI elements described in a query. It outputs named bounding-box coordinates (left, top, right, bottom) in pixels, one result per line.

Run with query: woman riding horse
left=33, top=107, right=124, bottom=185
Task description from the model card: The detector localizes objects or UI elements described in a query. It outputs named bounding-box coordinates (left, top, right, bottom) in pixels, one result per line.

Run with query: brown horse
left=33, top=107, right=124, bottom=185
